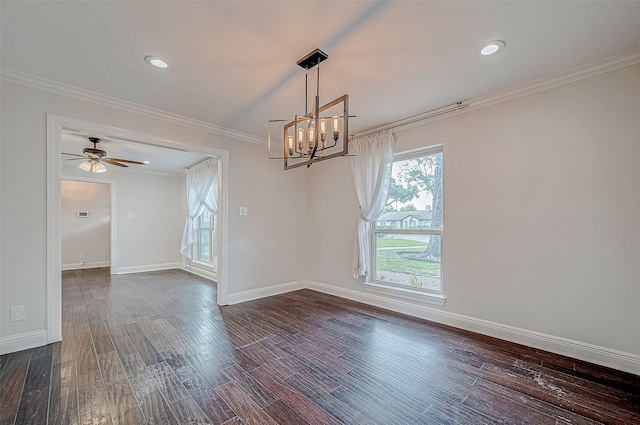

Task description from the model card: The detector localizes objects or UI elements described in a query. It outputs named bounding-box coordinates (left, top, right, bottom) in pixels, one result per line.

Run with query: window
left=194, top=208, right=216, bottom=267
left=373, top=147, right=443, bottom=294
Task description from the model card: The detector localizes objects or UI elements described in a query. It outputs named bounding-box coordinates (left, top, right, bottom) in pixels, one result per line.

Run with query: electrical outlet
left=240, top=207, right=249, bottom=216
left=10, top=306, right=25, bottom=322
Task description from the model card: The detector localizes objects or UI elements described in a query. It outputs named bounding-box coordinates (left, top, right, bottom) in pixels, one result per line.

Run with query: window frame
left=192, top=206, right=216, bottom=269
left=369, top=145, right=445, bottom=304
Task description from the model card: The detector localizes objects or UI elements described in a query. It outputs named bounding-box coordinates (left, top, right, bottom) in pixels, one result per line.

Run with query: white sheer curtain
left=350, top=130, right=394, bottom=278
left=180, top=157, right=218, bottom=260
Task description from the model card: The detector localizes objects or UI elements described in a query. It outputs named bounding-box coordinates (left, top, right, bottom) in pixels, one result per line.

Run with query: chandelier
left=269, top=49, right=352, bottom=170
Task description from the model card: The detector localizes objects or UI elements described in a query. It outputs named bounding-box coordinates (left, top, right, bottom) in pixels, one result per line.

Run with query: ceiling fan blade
left=61, top=152, right=87, bottom=158
left=105, top=158, right=145, bottom=165
left=103, top=158, right=129, bottom=167
left=64, top=158, right=85, bottom=161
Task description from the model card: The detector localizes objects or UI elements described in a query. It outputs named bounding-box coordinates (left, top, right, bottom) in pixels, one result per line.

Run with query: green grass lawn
left=375, top=237, right=427, bottom=248
left=375, top=246, right=440, bottom=276
left=376, top=252, right=440, bottom=275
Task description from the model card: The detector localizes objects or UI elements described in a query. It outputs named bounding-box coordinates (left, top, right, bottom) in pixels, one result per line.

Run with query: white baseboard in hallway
left=62, top=261, right=110, bottom=270
left=114, top=262, right=182, bottom=274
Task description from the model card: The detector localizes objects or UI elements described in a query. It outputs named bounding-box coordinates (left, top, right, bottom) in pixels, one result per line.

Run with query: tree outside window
left=373, top=147, right=443, bottom=293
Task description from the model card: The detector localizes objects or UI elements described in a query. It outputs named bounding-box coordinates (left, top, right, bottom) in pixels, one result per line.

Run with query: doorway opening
left=61, top=179, right=114, bottom=272
left=46, top=115, right=230, bottom=344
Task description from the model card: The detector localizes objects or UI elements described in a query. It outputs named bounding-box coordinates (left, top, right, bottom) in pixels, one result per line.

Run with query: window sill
left=364, top=281, right=446, bottom=306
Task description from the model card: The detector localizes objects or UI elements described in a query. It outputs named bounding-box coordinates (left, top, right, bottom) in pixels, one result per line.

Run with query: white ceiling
left=3, top=1, right=640, bottom=165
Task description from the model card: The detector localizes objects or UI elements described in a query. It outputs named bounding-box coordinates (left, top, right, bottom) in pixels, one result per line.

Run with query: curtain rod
left=353, top=101, right=468, bottom=139
left=186, top=156, right=216, bottom=170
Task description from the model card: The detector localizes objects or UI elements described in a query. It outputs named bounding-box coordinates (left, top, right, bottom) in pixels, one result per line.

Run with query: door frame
left=46, top=114, right=230, bottom=343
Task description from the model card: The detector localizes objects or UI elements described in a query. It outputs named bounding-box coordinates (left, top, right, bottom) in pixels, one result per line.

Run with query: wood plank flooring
left=1, top=268, right=639, bottom=424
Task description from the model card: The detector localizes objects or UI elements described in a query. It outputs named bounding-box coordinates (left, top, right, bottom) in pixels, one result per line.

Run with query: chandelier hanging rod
left=299, top=49, right=327, bottom=115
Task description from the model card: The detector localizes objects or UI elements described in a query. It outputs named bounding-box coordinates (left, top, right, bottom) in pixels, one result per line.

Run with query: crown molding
left=4, top=45, right=640, bottom=144
left=0, top=68, right=265, bottom=146
left=468, top=46, right=640, bottom=111
left=357, top=46, right=640, bottom=137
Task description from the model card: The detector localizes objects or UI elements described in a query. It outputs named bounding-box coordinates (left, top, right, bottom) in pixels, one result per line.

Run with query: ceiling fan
left=62, top=137, right=145, bottom=173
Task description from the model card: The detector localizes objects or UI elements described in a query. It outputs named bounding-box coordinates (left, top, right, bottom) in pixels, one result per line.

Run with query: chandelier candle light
left=269, top=49, right=352, bottom=169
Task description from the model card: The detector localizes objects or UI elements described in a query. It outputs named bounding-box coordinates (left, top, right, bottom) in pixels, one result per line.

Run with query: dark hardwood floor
left=1, top=268, right=639, bottom=425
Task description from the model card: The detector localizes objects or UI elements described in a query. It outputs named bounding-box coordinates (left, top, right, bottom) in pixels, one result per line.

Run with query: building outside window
left=373, top=146, right=443, bottom=294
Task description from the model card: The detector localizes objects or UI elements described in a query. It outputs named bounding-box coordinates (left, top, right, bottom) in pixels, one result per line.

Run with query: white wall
left=61, top=165, right=185, bottom=272
left=307, top=63, right=640, bottom=367
left=0, top=79, right=308, bottom=344
left=61, top=180, right=111, bottom=269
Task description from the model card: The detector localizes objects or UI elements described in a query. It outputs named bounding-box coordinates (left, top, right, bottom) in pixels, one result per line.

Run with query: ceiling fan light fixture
left=67, top=136, right=145, bottom=173
left=144, top=56, right=168, bottom=69
left=480, top=40, right=505, bottom=56
left=93, top=161, right=107, bottom=173
left=79, top=160, right=92, bottom=172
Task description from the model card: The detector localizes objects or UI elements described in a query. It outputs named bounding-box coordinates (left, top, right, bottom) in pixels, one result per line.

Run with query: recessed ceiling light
left=480, top=40, right=506, bottom=56
left=144, top=56, right=168, bottom=69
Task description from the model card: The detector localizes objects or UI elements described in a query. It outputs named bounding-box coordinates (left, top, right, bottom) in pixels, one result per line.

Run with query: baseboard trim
left=224, top=278, right=640, bottom=374
left=305, top=280, right=640, bottom=375
left=182, top=264, right=217, bottom=282
left=227, top=281, right=306, bottom=305
left=0, top=330, right=48, bottom=355
left=62, top=261, right=110, bottom=271
left=114, top=262, right=182, bottom=275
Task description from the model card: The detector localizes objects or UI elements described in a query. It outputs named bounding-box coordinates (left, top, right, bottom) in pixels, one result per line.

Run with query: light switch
left=128, top=212, right=135, bottom=219
left=240, top=207, right=249, bottom=216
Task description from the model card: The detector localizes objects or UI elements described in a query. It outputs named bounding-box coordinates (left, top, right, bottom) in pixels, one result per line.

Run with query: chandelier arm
left=306, top=145, right=318, bottom=168
left=318, top=138, right=338, bottom=151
